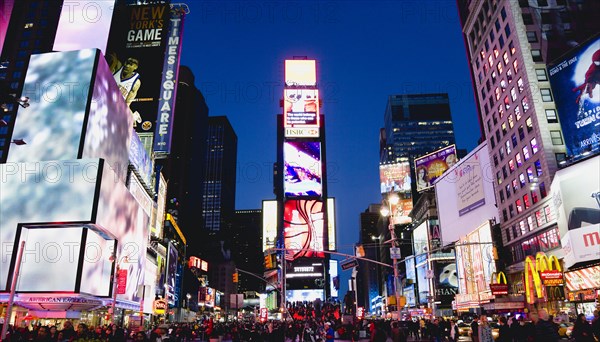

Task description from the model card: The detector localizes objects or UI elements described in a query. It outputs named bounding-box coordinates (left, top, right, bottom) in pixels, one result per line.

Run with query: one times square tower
left=274, top=59, right=335, bottom=305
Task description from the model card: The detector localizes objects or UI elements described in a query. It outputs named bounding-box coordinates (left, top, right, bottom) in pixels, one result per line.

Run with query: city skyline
left=179, top=1, right=479, bottom=249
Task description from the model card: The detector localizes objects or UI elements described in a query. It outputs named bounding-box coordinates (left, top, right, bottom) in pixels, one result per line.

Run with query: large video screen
left=284, top=141, right=322, bottom=197
left=414, top=145, right=457, bottom=192
left=53, top=0, right=116, bottom=53
left=327, top=198, right=336, bottom=250
left=166, top=242, right=179, bottom=305
left=284, top=89, right=320, bottom=128
left=433, top=260, right=458, bottom=305
left=286, top=289, right=324, bottom=303
left=105, top=3, right=170, bottom=134
left=286, top=261, right=325, bottom=290
left=456, top=221, right=496, bottom=297
left=262, top=200, right=278, bottom=252
left=435, top=143, right=499, bottom=245
left=8, top=50, right=95, bottom=163
left=283, top=200, right=325, bottom=260
left=415, top=254, right=429, bottom=305
left=549, top=36, right=600, bottom=161
left=380, top=162, right=411, bottom=194
left=285, top=60, right=316, bottom=87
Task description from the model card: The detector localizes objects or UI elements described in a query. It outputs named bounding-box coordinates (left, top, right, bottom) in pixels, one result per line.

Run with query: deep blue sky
left=180, top=1, right=480, bottom=297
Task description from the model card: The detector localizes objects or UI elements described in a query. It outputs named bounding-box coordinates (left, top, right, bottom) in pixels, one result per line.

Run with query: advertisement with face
left=166, top=242, right=178, bottom=306
left=552, top=156, right=600, bottom=267
left=433, top=260, right=458, bottom=305
left=284, top=89, right=320, bottom=128
left=549, top=36, right=600, bottom=160
left=414, top=145, right=457, bottom=192
left=284, top=142, right=322, bottom=197
left=380, top=162, right=411, bottom=194
left=105, top=3, right=170, bottom=133
left=283, top=200, right=325, bottom=260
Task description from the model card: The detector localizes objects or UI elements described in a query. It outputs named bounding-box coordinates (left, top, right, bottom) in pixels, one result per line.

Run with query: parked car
left=457, top=322, right=472, bottom=337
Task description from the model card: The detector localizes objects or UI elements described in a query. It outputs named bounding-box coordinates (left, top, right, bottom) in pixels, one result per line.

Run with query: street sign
left=341, top=259, right=358, bottom=271
left=390, top=247, right=401, bottom=259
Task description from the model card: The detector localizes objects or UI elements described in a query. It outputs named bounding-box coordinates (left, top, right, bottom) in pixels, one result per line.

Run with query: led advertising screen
left=283, top=200, right=325, bottom=260
left=262, top=200, right=278, bottom=252
left=380, top=162, right=411, bottom=194
left=415, top=254, right=429, bottom=305
left=284, top=141, right=322, bottom=197
left=456, top=221, right=496, bottom=298
left=285, top=60, right=316, bottom=87
left=284, top=89, right=320, bottom=128
left=105, top=3, right=170, bottom=134
left=154, top=172, right=167, bottom=238
left=405, top=256, right=416, bottom=284
left=286, top=261, right=325, bottom=290
left=53, top=0, right=116, bottom=53
left=286, top=289, right=324, bottom=302
left=403, top=284, right=416, bottom=307
left=0, top=159, right=98, bottom=289
left=552, top=156, right=600, bottom=267
left=435, top=143, right=498, bottom=245
left=412, top=222, right=429, bottom=257
left=327, top=198, right=336, bottom=251
left=166, top=242, right=178, bottom=306
left=79, top=228, right=114, bottom=296
left=8, top=50, right=95, bottom=163
left=130, top=130, right=153, bottom=187
left=329, top=259, right=339, bottom=298
left=433, top=260, right=458, bottom=305
left=549, top=36, right=600, bottom=160
left=414, top=145, right=457, bottom=192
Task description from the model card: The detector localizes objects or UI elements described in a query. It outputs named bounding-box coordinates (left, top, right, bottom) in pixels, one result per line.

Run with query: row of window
left=506, top=205, right=555, bottom=242
left=510, top=226, right=560, bottom=264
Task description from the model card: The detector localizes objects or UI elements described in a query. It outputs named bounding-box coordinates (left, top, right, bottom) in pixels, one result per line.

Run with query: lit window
left=508, top=114, right=514, bottom=128
left=506, top=184, right=511, bottom=197
left=522, top=97, right=530, bottom=112
left=526, top=166, right=534, bottom=182
left=524, top=194, right=531, bottom=209
left=519, top=173, right=526, bottom=187
left=526, top=117, right=533, bottom=132
left=500, top=79, right=507, bottom=91
left=488, top=55, right=494, bottom=67
left=506, top=140, right=512, bottom=154
left=531, top=138, right=539, bottom=154
left=503, top=52, right=509, bottom=65
left=527, top=216, right=535, bottom=231
left=496, top=87, right=501, bottom=100
left=504, top=96, right=511, bottom=110
left=507, top=69, right=513, bottom=83
left=536, top=209, right=547, bottom=227
left=540, top=88, right=553, bottom=102
left=511, top=87, right=517, bottom=101
left=535, top=69, right=548, bottom=81
left=492, top=70, right=497, bottom=81
left=500, top=146, right=505, bottom=159
left=513, top=59, right=519, bottom=73
left=523, top=146, right=531, bottom=160
left=509, top=41, right=516, bottom=55
left=550, top=130, right=563, bottom=145
left=497, top=62, right=503, bottom=74
left=515, top=106, right=522, bottom=121
left=497, top=171, right=503, bottom=185
left=24, top=23, right=34, bottom=28
left=535, top=160, right=543, bottom=177
left=509, top=159, right=516, bottom=172
left=516, top=199, right=523, bottom=213
left=512, top=179, right=519, bottom=192
left=517, top=78, right=524, bottom=93
left=516, top=153, right=523, bottom=167
left=502, top=122, right=508, bottom=135
left=499, top=105, right=505, bottom=118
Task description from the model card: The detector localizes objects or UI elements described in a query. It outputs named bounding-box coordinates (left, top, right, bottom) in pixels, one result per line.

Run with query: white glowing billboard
left=327, top=198, right=336, bottom=251
left=262, top=200, right=278, bottom=253
left=285, top=60, right=316, bottom=87
left=435, top=143, right=499, bottom=245
left=284, top=89, right=320, bottom=128
left=53, top=1, right=116, bottom=53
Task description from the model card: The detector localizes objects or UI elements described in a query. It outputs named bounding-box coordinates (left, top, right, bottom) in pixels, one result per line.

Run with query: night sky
left=179, top=1, right=480, bottom=297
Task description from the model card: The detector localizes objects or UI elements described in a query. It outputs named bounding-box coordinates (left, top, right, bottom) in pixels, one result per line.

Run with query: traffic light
left=264, top=255, right=273, bottom=269
left=232, top=272, right=239, bottom=283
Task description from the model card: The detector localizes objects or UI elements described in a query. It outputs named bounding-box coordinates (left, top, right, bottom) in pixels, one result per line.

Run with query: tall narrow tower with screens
left=276, top=59, right=335, bottom=304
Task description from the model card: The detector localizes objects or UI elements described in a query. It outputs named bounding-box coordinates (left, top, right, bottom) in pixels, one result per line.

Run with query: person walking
left=478, top=315, right=494, bottom=342
left=534, top=309, right=559, bottom=342
left=572, top=313, right=594, bottom=342
left=497, top=317, right=511, bottom=342
left=591, top=310, right=600, bottom=342
left=471, top=317, right=480, bottom=342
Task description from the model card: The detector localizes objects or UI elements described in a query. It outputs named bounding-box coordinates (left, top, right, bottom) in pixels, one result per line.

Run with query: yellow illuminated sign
left=524, top=252, right=562, bottom=304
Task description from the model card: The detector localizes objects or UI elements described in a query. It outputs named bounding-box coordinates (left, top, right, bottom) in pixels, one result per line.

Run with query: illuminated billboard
left=435, top=143, right=499, bottom=245
left=284, top=89, right=320, bottom=128
left=380, top=162, right=411, bottom=194
left=9, top=49, right=132, bottom=180
left=283, top=200, right=325, bottom=260
left=549, top=36, right=600, bottom=161
left=53, top=0, right=116, bottom=53
left=327, top=198, right=336, bottom=250
left=455, top=221, right=496, bottom=299
left=262, top=200, right=278, bottom=252
left=551, top=156, right=600, bottom=267
left=414, top=145, right=457, bottom=192
left=105, top=3, right=170, bottom=134
left=284, top=141, right=322, bottom=197
left=415, top=254, right=429, bottom=305
left=286, top=261, right=325, bottom=290
left=130, top=130, right=153, bottom=188
left=329, top=259, right=339, bottom=298
left=166, top=242, right=178, bottom=305
left=286, top=289, right=324, bottom=302
left=433, top=259, right=458, bottom=305
left=285, top=59, right=316, bottom=87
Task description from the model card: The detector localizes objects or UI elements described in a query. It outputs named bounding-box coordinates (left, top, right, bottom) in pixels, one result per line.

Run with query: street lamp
left=109, top=254, right=128, bottom=325
left=380, top=193, right=402, bottom=321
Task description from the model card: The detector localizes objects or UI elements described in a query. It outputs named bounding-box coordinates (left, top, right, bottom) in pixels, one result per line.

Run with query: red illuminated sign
left=188, top=256, right=209, bottom=272
left=117, top=269, right=128, bottom=294
left=356, top=307, right=365, bottom=320
left=540, top=270, right=564, bottom=286
left=489, top=284, right=508, bottom=295
left=260, top=308, right=268, bottom=322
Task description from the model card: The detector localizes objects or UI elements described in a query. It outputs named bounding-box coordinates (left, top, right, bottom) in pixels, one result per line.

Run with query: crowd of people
left=1, top=306, right=599, bottom=342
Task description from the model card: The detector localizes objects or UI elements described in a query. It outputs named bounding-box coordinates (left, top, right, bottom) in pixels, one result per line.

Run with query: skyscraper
left=202, top=116, right=238, bottom=234
left=457, top=0, right=600, bottom=302
left=231, top=209, right=264, bottom=293
left=357, top=205, right=384, bottom=314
